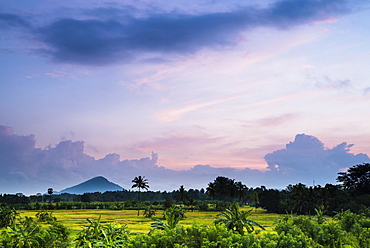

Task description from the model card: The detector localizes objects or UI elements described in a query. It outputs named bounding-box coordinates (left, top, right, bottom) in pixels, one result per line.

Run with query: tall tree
left=207, top=176, right=238, bottom=200
left=206, top=182, right=216, bottom=200
left=173, top=185, right=190, bottom=206
left=132, top=176, right=149, bottom=216
left=235, top=181, right=248, bottom=203
left=47, top=188, right=53, bottom=203
left=337, top=163, right=370, bottom=194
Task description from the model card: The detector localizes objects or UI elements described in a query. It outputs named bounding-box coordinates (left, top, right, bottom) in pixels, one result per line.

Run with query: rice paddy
left=18, top=207, right=281, bottom=236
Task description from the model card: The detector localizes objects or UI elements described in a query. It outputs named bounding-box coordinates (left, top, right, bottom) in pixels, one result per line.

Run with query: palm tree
left=47, top=188, right=53, bottom=203
left=235, top=181, right=248, bottom=203
left=131, top=176, right=149, bottom=216
left=214, top=203, right=265, bottom=235
left=173, top=185, right=190, bottom=206
left=206, top=182, right=216, bottom=199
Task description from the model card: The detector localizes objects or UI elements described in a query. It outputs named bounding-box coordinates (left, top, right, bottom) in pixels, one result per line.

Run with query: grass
left=18, top=206, right=281, bottom=236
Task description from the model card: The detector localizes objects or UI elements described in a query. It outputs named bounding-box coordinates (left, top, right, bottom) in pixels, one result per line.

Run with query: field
left=18, top=207, right=281, bottom=235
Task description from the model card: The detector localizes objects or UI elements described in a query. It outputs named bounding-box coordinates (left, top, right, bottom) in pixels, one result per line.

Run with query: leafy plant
left=314, top=206, right=326, bottom=224
left=151, top=205, right=185, bottom=230
left=130, top=224, right=257, bottom=248
left=1, top=216, right=71, bottom=248
left=36, top=210, right=57, bottom=223
left=214, top=203, right=265, bottom=235
left=143, top=205, right=156, bottom=218
left=0, top=206, right=18, bottom=228
left=75, top=216, right=129, bottom=247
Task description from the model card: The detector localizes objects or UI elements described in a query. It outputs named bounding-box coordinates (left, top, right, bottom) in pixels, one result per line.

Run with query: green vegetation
left=0, top=206, right=18, bottom=228
left=131, top=176, right=150, bottom=216
left=1, top=213, right=71, bottom=247
left=214, top=203, right=265, bottom=235
left=151, top=205, right=186, bottom=230
left=75, top=216, right=130, bottom=247
left=1, top=207, right=370, bottom=247
left=1, top=163, right=370, bottom=246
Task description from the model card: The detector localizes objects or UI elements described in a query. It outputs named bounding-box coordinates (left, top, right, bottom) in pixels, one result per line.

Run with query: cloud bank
left=264, top=134, right=370, bottom=185
left=2, top=0, right=349, bottom=65
left=0, top=125, right=368, bottom=195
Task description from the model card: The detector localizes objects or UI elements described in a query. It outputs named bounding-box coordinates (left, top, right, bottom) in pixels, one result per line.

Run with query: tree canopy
left=337, top=163, right=370, bottom=194
left=206, top=176, right=247, bottom=201
left=131, top=176, right=149, bottom=192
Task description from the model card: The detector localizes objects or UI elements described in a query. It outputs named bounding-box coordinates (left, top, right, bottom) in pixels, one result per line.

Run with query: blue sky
left=1, top=0, right=370, bottom=194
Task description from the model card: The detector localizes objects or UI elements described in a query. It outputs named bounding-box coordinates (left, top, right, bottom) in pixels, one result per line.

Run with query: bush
left=128, top=225, right=258, bottom=248
left=143, top=205, right=156, bottom=218
left=36, top=210, right=57, bottom=223
left=151, top=205, right=185, bottom=230
left=197, top=202, right=209, bottom=211
left=214, top=201, right=230, bottom=211
left=0, top=216, right=71, bottom=248
left=0, top=206, right=18, bottom=228
left=275, top=211, right=370, bottom=247
left=74, top=216, right=129, bottom=247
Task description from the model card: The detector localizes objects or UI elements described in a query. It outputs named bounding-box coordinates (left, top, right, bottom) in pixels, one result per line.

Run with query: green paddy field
left=18, top=207, right=280, bottom=235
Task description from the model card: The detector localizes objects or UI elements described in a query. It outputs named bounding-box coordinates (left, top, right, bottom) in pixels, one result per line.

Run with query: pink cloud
left=311, top=17, right=338, bottom=24
left=256, top=113, right=299, bottom=127
left=156, top=95, right=244, bottom=122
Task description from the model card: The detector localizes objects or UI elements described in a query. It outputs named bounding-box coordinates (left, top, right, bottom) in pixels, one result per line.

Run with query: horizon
left=1, top=0, right=370, bottom=195
left=1, top=125, right=369, bottom=195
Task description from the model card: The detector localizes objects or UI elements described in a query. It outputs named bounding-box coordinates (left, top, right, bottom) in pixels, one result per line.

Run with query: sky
left=1, top=0, right=370, bottom=195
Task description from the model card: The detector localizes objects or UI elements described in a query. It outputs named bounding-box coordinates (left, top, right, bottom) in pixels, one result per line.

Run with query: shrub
left=334, top=210, right=362, bottom=233
left=0, top=216, right=71, bottom=248
left=214, top=203, right=265, bottom=235
left=36, top=210, right=57, bottom=223
left=0, top=206, right=18, bottom=228
left=74, top=216, right=129, bottom=247
left=214, top=201, right=230, bottom=211
left=151, top=205, right=185, bottom=230
left=275, top=212, right=370, bottom=247
left=143, top=205, right=156, bottom=218
left=128, top=225, right=258, bottom=248
left=197, top=202, right=209, bottom=211
left=259, top=231, right=311, bottom=248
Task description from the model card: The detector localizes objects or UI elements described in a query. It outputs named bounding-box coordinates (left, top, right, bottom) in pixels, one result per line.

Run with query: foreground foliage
left=0, top=206, right=18, bottom=228
left=1, top=207, right=370, bottom=247
left=151, top=205, right=185, bottom=230
left=214, top=203, right=265, bottom=235
left=75, top=216, right=130, bottom=247
left=1, top=216, right=70, bottom=248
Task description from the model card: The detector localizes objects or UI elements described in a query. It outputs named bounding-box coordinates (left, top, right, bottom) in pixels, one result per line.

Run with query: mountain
left=59, top=176, right=123, bottom=194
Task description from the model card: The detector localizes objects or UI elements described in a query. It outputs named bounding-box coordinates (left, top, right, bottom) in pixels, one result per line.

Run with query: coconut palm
left=47, top=188, right=53, bottom=203
left=206, top=182, right=216, bottom=199
left=235, top=181, right=248, bottom=203
left=131, top=176, right=149, bottom=216
left=214, top=203, right=265, bottom=235
left=173, top=185, right=190, bottom=206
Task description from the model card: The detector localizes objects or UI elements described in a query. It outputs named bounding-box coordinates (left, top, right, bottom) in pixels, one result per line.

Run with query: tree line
left=1, top=163, right=369, bottom=216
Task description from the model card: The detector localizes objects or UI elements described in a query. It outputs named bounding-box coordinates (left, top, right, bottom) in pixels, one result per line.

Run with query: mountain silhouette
left=59, top=176, right=123, bottom=194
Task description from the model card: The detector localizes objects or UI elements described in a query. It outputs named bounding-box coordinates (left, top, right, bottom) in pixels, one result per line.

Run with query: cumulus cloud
left=2, top=0, right=349, bottom=65
left=0, top=125, right=172, bottom=194
left=264, top=133, right=370, bottom=186
left=1, top=125, right=368, bottom=194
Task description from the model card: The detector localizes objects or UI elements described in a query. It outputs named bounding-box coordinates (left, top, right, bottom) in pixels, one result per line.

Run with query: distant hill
left=59, top=176, right=123, bottom=194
